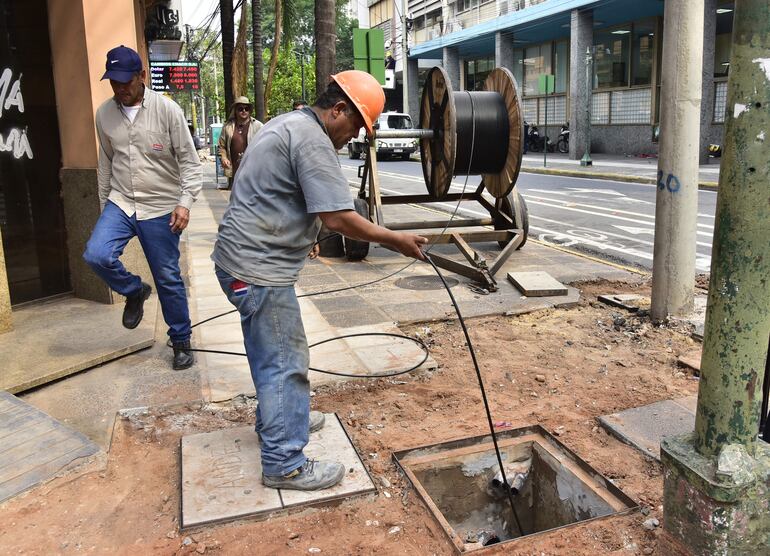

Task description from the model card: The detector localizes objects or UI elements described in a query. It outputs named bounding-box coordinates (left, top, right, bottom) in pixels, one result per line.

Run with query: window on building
left=593, top=26, right=630, bottom=89
left=464, top=57, right=494, bottom=91
left=714, top=3, right=734, bottom=77
left=513, top=49, right=524, bottom=91
left=369, top=1, right=393, bottom=27
left=554, top=41, right=568, bottom=93
left=456, top=0, right=479, bottom=13
left=523, top=43, right=552, bottom=95
left=631, top=20, right=655, bottom=86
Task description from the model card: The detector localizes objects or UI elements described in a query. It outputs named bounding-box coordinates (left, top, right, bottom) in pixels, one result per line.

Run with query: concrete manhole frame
left=392, top=424, right=639, bottom=553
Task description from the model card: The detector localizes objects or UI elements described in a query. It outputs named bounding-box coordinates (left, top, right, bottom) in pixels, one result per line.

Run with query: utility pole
left=185, top=24, right=198, bottom=134
left=401, top=0, right=408, bottom=115
left=660, top=2, right=770, bottom=553
left=580, top=47, right=592, bottom=167
left=650, top=0, right=704, bottom=321
left=213, top=58, right=221, bottom=123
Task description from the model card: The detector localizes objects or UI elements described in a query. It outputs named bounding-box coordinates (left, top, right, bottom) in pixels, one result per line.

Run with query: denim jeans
left=215, top=266, right=310, bottom=477
left=83, top=201, right=191, bottom=343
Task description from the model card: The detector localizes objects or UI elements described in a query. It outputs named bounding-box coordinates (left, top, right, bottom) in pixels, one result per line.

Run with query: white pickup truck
left=347, top=111, right=417, bottom=161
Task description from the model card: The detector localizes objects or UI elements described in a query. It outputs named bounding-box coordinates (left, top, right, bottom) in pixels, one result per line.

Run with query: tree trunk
left=264, top=0, right=283, bottom=115
left=220, top=0, right=235, bottom=115
left=232, top=3, right=249, bottom=97
left=252, top=0, right=265, bottom=121
left=314, top=0, right=336, bottom=98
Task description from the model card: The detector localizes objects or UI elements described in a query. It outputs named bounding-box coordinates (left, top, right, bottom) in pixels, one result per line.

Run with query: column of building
left=442, top=46, right=460, bottom=90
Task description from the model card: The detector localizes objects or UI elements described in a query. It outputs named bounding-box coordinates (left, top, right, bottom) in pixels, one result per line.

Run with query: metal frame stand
left=357, top=142, right=523, bottom=292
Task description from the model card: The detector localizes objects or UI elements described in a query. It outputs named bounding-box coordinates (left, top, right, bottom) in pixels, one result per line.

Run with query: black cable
left=172, top=332, right=429, bottom=379
left=423, top=254, right=524, bottom=537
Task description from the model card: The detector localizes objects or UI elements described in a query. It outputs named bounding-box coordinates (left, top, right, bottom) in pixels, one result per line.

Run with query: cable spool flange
left=420, top=67, right=457, bottom=199
left=482, top=67, right=524, bottom=199
left=419, top=66, right=524, bottom=200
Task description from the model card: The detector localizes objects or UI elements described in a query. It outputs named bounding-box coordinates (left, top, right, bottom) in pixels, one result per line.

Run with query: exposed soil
left=0, top=280, right=702, bottom=555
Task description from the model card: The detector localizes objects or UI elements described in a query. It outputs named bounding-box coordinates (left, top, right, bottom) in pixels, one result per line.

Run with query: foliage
left=264, top=45, right=316, bottom=116
left=167, top=0, right=357, bottom=129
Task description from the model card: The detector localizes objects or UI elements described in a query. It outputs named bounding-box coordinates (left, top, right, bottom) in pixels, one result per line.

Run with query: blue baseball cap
left=101, top=45, right=143, bottom=82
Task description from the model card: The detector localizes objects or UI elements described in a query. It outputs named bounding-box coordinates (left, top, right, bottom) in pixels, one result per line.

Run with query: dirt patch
left=0, top=280, right=700, bottom=555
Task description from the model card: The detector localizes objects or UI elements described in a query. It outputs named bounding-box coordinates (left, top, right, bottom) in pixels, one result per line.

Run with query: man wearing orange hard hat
left=212, top=70, right=427, bottom=492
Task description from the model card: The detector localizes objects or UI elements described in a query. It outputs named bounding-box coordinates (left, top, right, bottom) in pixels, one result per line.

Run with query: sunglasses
left=237, top=106, right=251, bottom=112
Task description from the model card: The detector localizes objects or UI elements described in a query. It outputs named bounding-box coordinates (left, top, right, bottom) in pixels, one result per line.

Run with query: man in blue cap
left=83, top=45, right=202, bottom=370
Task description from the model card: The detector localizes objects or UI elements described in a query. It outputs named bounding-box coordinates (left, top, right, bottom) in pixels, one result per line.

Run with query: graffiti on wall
left=0, top=66, right=32, bottom=159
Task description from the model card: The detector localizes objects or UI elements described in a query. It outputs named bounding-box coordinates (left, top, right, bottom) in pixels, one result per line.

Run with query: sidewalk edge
left=520, top=166, right=719, bottom=191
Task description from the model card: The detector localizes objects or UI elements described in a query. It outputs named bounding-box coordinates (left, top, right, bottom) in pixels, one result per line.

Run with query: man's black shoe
left=173, top=341, right=195, bottom=370
left=122, top=283, right=152, bottom=329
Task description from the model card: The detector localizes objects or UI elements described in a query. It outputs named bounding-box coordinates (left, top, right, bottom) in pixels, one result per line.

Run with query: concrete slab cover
left=0, top=296, right=156, bottom=394
left=181, top=414, right=375, bottom=528
left=507, top=271, right=568, bottom=297
left=598, top=399, right=696, bottom=461
left=0, top=391, right=100, bottom=503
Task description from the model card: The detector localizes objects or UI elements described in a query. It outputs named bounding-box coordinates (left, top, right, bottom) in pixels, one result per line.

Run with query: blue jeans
left=83, top=201, right=191, bottom=343
left=215, top=266, right=310, bottom=476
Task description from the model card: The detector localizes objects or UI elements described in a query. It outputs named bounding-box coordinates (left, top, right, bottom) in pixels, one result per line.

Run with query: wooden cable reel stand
left=353, top=66, right=528, bottom=291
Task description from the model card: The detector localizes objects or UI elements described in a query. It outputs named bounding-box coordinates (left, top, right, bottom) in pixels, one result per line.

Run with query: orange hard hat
left=330, top=70, right=385, bottom=135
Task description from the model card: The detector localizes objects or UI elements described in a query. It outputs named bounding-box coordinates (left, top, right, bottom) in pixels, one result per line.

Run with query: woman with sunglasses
left=217, top=96, right=264, bottom=190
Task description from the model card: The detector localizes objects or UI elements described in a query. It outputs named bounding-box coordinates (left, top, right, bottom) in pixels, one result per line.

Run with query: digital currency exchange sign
left=150, top=61, right=200, bottom=92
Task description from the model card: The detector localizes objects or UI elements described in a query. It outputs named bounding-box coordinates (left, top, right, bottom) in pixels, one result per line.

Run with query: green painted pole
left=694, top=0, right=770, bottom=457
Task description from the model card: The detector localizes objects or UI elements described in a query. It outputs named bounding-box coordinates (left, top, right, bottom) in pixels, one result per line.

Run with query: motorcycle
left=556, top=123, right=569, bottom=154
left=525, top=123, right=552, bottom=153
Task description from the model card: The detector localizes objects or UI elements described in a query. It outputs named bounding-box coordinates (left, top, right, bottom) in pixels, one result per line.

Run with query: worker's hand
left=221, top=158, right=232, bottom=169
left=308, top=243, right=320, bottom=259
left=389, top=232, right=428, bottom=261
left=170, top=206, right=190, bottom=233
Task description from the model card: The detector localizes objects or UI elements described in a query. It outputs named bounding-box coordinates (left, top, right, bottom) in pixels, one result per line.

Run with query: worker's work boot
left=262, top=459, right=345, bottom=491
left=122, top=282, right=152, bottom=329
left=309, top=410, right=325, bottom=433
left=172, top=341, right=194, bottom=370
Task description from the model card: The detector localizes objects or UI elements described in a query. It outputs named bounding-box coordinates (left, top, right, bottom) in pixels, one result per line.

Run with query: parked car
left=347, top=111, right=417, bottom=161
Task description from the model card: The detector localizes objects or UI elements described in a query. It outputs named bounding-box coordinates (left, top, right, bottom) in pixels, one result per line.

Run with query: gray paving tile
left=598, top=399, right=696, bottom=461
left=0, top=392, right=100, bottom=503
left=180, top=415, right=375, bottom=528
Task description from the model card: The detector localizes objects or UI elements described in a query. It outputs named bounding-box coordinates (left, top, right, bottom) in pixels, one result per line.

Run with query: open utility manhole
left=395, top=275, right=459, bottom=290
left=394, top=425, right=636, bottom=552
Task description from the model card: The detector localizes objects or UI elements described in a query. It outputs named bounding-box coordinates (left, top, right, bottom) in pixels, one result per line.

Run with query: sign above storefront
left=149, top=61, right=200, bottom=92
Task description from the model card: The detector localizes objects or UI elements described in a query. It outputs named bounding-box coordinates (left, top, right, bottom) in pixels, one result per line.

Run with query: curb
left=520, top=166, right=719, bottom=191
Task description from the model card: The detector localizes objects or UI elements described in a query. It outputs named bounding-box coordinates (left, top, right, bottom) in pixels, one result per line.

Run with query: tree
left=232, top=2, right=250, bottom=97
left=220, top=0, right=235, bottom=113
left=314, top=0, right=335, bottom=98
left=252, top=0, right=265, bottom=121
left=264, top=0, right=283, bottom=113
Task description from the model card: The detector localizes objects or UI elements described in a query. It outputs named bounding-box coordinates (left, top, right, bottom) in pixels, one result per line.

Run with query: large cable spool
left=419, top=67, right=524, bottom=199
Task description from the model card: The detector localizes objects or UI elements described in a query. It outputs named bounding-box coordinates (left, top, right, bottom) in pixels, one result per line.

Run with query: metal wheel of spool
left=493, top=189, right=529, bottom=249
left=482, top=68, right=524, bottom=199
left=317, top=222, right=345, bottom=257
left=420, top=66, right=457, bottom=199
left=344, top=198, right=371, bottom=260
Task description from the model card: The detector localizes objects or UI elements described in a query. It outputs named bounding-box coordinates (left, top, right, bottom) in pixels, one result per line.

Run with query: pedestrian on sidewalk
left=217, top=96, right=263, bottom=191
left=212, top=71, right=427, bottom=492
left=83, top=45, right=202, bottom=371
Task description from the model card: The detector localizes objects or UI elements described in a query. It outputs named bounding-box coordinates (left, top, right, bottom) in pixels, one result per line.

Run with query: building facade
left=402, top=0, right=732, bottom=159
left=0, top=0, right=183, bottom=332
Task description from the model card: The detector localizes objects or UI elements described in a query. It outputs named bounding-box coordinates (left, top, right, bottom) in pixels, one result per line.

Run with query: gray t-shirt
left=212, top=108, right=354, bottom=286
